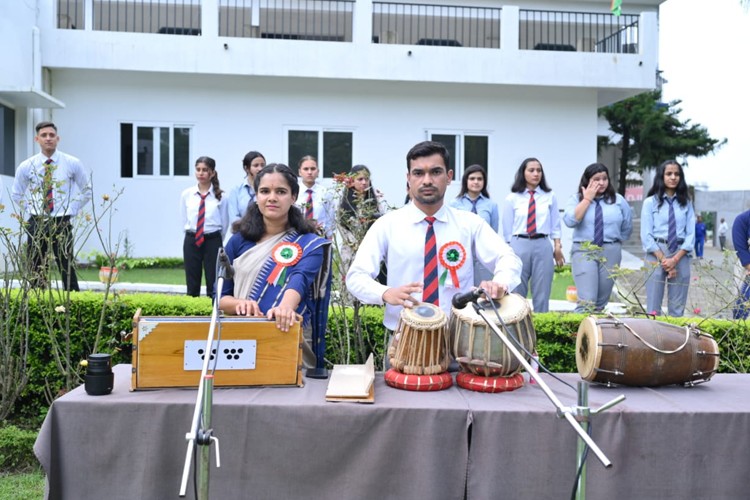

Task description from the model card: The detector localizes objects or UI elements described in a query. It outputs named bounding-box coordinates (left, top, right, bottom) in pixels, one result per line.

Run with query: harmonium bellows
left=131, top=311, right=303, bottom=390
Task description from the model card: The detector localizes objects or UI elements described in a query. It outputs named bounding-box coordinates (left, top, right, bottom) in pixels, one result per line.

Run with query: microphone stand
left=470, top=300, right=625, bottom=480
left=178, top=265, right=228, bottom=498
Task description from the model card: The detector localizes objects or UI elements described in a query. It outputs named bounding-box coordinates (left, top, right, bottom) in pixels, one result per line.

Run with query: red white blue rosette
left=438, top=241, right=467, bottom=288
left=267, top=242, right=303, bottom=286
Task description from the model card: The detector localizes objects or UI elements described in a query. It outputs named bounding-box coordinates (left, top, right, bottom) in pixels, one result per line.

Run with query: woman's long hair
left=232, top=163, right=317, bottom=241
left=576, top=163, right=616, bottom=204
left=456, top=164, right=490, bottom=199
left=646, top=159, right=690, bottom=207
left=196, top=156, right=223, bottom=200
left=339, top=165, right=380, bottom=231
left=242, top=151, right=265, bottom=175
left=510, top=157, right=551, bottom=193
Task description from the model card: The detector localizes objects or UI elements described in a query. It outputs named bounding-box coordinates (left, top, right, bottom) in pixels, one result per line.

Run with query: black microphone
left=217, top=248, right=235, bottom=280
left=451, top=288, right=485, bottom=309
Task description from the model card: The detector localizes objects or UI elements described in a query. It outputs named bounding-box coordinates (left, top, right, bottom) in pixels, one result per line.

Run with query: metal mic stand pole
left=178, top=275, right=225, bottom=498
left=471, top=302, right=625, bottom=470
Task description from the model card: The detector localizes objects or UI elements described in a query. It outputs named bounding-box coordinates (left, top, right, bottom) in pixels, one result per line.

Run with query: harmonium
left=131, top=309, right=303, bottom=390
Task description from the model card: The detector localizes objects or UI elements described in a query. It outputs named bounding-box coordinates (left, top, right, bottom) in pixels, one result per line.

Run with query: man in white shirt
left=295, top=155, right=335, bottom=238
left=346, top=141, right=522, bottom=332
left=11, top=121, right=92, bottom=291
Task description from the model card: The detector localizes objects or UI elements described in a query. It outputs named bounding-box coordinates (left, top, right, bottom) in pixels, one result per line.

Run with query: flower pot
left=566, top=286, right=577, bottom=302
left=99, top=266, right=119, bottom=284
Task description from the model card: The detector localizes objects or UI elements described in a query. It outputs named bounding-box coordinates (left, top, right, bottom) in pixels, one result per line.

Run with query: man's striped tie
left=44, top=158, right=54, bottom=213
left=305, top=189, right=314, bottom=220
left=422, top=217, right=439, bottom=305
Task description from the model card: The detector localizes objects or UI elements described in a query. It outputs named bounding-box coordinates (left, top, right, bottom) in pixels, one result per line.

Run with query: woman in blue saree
left=220, top=163, right=330, bottom=367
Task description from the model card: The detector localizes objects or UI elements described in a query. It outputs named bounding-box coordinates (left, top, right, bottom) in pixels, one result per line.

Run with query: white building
left=1, top=0, right=663, bottom=257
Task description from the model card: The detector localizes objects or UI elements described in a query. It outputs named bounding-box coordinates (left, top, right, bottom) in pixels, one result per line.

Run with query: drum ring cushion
left=384, top=369, right=453, bottom=391
left=456, top=372, right=525, bottom=393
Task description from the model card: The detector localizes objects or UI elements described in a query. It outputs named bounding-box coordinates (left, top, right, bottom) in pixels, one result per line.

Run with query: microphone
left=451, top=288, right=485, bottom=309
left=217, top=248, right=235, bottom=280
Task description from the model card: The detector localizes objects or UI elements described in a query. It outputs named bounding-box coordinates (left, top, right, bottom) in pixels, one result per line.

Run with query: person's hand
left=233, top=299, right=264, bottom=317
left=478, top=280, right=508, bottom=300
left=581, top=179, right=599, bottom=202
left=382, top=282, right=423, bottom=308
left=553, top=247, right=565, bottom=267
left=267, top=305, right=299, bottom=332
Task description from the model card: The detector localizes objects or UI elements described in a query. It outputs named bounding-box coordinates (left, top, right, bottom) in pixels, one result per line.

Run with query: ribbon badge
left=267, top=242, right=303, bottom=286
left=438, top=241, right=466, bottom=288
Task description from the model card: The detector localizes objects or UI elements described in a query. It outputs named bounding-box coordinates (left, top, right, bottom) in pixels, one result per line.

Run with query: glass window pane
left=120, top=123, right=133, bottom=178
left=430, top=134, right=456, bottom=177
left=159, top=127, right=170, bottom=175
left=1, top=104, right=16, bottom=176
left=174, top=127, right=191, bottom=176
left=322, top=131, right=352, bottom=178
left=137, top=126, right=154, bottom=175
left=288, top=130, right=318, bottom=174
left=465, top=135, right=489, bottom=179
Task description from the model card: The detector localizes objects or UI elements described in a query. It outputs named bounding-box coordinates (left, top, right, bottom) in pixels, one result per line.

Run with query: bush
left=0, top=425, right=39, bottom=473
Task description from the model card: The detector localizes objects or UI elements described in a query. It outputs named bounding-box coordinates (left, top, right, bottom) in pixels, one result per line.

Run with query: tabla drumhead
left=576, top=316, right=602, bottom=381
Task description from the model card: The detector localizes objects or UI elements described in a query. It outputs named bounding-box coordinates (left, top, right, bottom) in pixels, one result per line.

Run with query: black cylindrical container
left=85, top=353, right=114, bottom=396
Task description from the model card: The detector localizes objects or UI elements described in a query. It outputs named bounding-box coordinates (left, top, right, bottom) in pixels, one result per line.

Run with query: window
left=0, top=104, right=15, bottom=176
left=428, top=131, right=489, bottom=181
left=288, top=128, right=353, bottom=178
left=120, top=123, right=192, bottom=178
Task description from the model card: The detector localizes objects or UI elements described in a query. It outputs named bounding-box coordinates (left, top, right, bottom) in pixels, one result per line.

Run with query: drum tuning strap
left=609, top=313, right=690, bottom=354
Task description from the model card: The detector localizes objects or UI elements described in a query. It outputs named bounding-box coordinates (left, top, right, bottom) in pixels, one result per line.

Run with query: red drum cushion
left=456, top=372, right=525, bottom=393
left=384, top=369, right=453, bottom=392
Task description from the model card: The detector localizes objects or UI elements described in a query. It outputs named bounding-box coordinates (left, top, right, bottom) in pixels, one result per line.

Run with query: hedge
left=4, top=291, right=749, bottom=425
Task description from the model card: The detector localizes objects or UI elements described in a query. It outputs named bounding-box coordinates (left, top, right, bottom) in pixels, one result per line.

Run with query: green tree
left=599, top=89, right=726, bottom=195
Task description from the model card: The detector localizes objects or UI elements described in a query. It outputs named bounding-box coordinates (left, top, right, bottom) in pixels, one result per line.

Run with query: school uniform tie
left=44, top=158, right=54, bottom=213
left=423, top=217, right=439, bottom=305
left=666, top=198, right=678, bottom=253
left=593, top=199, right=604, bottom=246
left=526, top=190, right=537, bottom=236
left=195, top=192, right=209, bottom=247
left=470, top=198, right=478, bottom=214
left=305, top=189, right=314, bottom=220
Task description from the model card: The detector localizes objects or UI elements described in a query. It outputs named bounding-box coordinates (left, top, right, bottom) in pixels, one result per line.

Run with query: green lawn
left=0, top=471, right=45, bottom=500
left=76, top=267, right=185, bottom=285
left=550, top=271, right=575, bottom=301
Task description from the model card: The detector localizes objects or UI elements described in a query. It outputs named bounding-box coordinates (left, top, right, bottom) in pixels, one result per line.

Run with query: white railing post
left=202, top=0, right=219, bottom=38
left=353, top=0, right=373, bottom=45
left=501, top=5, right=519, bottom=51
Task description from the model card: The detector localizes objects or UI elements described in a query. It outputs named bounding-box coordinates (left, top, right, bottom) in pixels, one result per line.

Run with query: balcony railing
left=55, top=1, right=640, bottom=54
left=519, top=9, right=639, bottom=53
left=372, top=2, right=501, bottom=48
left=219, top=0, right=354, bottom=41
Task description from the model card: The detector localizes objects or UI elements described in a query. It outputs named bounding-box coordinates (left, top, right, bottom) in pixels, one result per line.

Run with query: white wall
left=49, top=69, right=596, bottom=256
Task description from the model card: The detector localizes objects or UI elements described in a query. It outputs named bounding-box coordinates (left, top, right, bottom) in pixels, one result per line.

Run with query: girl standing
left=227, top=150, right=266, bottom=227
left=180, top=156, right=229, bottom=298
left=450, top=164, right=499, bottom=284
left=640, top=159, right=695, bottom=317
left=563, top=163, right=633, bottom=312
left=502, top=158, right=564, bottom=312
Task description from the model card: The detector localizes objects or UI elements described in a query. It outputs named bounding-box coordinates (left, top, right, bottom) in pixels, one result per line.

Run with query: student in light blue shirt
left=502, top=158, right=565, bottom=313
left=451, top=164, right=499, bottom=285
left=564, top=163, right=633, bottom=312
left=640, top=159, right=695, bottom=317
left=226, top=151, right=266, bottom=229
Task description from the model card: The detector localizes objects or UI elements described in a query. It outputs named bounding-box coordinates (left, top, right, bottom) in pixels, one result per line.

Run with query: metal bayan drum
left=576, top=316, right=720, bottom=387
left=450, top=293, right=537, bottom=378
left=389, top=303, right=450, bottom=376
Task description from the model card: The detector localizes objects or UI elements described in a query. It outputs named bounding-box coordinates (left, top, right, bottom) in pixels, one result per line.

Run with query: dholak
left=385, top=303, right=453, bottom=391
left=450, top=293, right=537, bottom=392
left=576, top=317, right=720, bottom=387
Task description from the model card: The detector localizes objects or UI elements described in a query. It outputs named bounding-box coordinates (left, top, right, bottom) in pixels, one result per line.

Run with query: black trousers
left=26, top=215, right=79, bottom=291
left=183, top=231, right=222, bottom=298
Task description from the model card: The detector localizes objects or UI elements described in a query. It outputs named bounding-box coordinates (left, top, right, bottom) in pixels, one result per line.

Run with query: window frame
left=425, top=129, right=491, bottom=182
left=120, top=121, right=194, bottom=178
left=286, top=126, right=355, bottom=179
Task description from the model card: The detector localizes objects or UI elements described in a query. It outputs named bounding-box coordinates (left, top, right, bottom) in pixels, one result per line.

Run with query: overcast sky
left=659, top=0, right=750, bottom=191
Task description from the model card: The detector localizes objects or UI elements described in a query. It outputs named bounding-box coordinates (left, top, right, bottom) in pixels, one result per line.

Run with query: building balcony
left=45, top=0, right=660, bottom=105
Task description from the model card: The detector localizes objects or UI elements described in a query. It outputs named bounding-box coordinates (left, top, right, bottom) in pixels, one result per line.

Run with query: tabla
left=576, top=316, right=720, bottom=387
left=450, top=293, right=537, bottom=392
left=384, top=303, right=453, bottom=391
